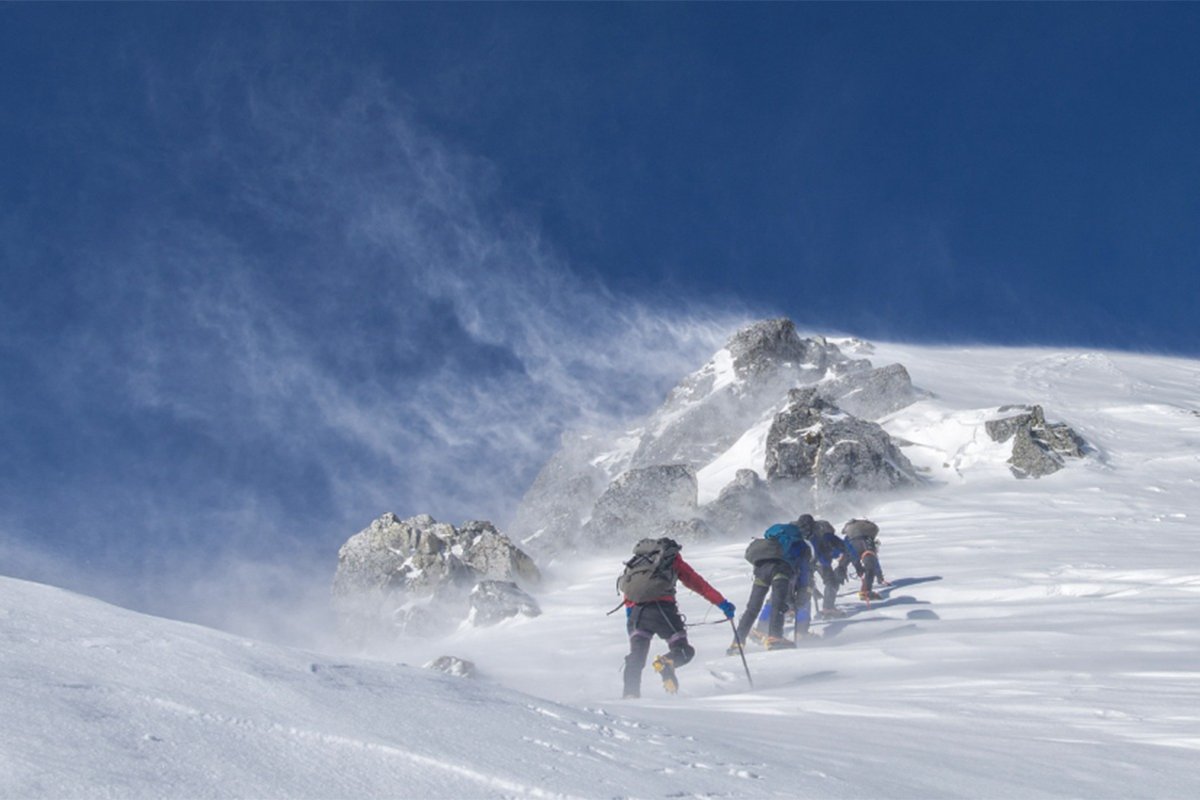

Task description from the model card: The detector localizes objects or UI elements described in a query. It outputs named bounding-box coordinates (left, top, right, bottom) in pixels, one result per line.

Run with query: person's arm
left=674, top=556, right=726, bottom=606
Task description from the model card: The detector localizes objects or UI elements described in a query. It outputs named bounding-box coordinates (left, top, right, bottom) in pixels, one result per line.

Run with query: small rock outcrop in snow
left=468, top=581, right=542, bottom=627
left=333, top=513, right=540, bottom=641
left=765, top=388, right=921, bottom=491
left=423, top=655, right=477, bottom=678
left=986, top=405, right=1088, bottom=478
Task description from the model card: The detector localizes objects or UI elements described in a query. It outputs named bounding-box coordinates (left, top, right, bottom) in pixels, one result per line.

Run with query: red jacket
left=624, top=554, right=726, bottom=608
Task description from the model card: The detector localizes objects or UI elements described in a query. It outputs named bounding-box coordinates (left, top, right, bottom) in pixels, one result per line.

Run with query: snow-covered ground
left=4, top=342, right=1200, bottom=798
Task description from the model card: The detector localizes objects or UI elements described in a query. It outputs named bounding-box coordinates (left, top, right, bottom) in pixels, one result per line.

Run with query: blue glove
left=718, top=600, right=736, bottom=619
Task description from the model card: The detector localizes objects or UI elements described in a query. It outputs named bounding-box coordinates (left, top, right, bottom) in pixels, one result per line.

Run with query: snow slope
left=4, top=342, right=1200, bottom=798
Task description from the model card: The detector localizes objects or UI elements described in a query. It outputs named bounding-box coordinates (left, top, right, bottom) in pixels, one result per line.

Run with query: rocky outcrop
left=467, top=580, right=542, bottom=627
left=819, top=362, right=924, bottom=420
left=628, top=321, right=850, bottom=470
left=333, top=513, right=541, bottom=641
left=583, top=465, right=702, bottom=547
left=765, top=388, right=921, bottom=492
left=726, top=318, right=835, bottom=378
left=507, top=318, right=927, bottom=556
left=986, top=405, right=1087, bottom=478
left=455, top=520, right=541, bottom=586
left=423, top=656, right=476, bottom=678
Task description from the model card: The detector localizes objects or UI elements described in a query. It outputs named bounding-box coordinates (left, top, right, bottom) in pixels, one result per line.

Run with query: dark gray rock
left=583, top=465, right=699, bottom=547
left=765, top=388, right=920, bottom=492
left=819, top=363, right=924, bottom=420
left=468, top=580, right=541, bottom=627
left=424, top=656, right=476, bottom=678
left=764, top=388, right=833, bottom=480
left=986, top=405, right=1088, bottom=478
left=727, top=318, right=834, bottom=378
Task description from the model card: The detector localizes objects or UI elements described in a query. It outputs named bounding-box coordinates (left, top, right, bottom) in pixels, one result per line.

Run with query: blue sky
left=2, top=4, right=1198, bottom=635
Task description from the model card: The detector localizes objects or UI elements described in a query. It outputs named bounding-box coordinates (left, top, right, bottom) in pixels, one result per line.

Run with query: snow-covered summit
left=511, top=319, right=928, bottom=555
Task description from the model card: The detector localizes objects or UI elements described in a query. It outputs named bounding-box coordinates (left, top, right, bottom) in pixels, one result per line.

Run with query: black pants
left=735, top=560, right=793, bottom=642
left=623, top=601, right=694, bottom=697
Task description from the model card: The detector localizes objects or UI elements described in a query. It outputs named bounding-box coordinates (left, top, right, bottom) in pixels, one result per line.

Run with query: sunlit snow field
left=4, top=342, right=1199, bottom=798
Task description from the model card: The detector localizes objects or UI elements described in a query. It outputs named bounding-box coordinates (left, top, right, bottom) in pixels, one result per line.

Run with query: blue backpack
left=763, top=523, right=808, bottom=562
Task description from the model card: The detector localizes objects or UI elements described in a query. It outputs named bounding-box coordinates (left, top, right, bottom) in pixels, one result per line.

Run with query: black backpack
left=617, top=537, right=682, bottom=603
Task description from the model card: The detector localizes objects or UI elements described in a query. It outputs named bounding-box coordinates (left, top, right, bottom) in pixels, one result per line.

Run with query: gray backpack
left=744, top=537, right=785, bottom=565
left=617, top=538, right=682, bottom=603
left=842, top=518, right=879, bottom=545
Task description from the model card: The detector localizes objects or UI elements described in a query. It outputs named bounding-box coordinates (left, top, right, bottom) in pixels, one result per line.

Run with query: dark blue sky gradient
left=2, top=4, right=1198, bottom=632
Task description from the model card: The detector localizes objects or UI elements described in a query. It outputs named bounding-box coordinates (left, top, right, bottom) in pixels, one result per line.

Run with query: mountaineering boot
left=622, top=691, right=640, bottom=700
left=764, top=636, right=797, bottom=651
left=652, top=655, right=678, bottom=693
left=726, top=641, right=744, bottom=657
left=819, top=607, right=846, bottom=619
left=858, top=590, right=883, bottom=601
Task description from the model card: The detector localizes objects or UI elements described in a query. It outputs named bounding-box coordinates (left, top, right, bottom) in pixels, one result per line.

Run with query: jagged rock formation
left=819, top=362, right=923, bottom=420
left=765, top=388, right=921, bottom=492
left=333, top=513, right=540, bottom=641
left=629, top=320, right=848, bottom=470
left=510, top=319, right=926, bottom=556
left=986, top=405, right=1088, bottom=478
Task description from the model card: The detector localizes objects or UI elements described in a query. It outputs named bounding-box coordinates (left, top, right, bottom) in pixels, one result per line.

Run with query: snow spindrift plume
left=4, top=61, right=751, bottom=643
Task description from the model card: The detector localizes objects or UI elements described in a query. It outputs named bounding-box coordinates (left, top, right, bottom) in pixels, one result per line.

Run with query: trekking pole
left=727, top=618, right=754, bottom=689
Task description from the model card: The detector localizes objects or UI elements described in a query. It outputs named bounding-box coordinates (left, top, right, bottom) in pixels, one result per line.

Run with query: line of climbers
left=615, top=515, right=887, bottom=698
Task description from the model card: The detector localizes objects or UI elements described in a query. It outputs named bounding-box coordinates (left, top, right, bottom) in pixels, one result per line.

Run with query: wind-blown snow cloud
left=4, top=57, right=753, bottom=641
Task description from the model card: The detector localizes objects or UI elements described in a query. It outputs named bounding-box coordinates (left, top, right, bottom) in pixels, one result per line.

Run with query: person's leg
left=640, top=602, right=692, bottom=693
left=820, top=564, right=839, bottom=611
left=752, top=600, right=774, bottom=641
left=653, top=603, right=696, bottom=668
left=622, top=607, right=653, bottom=697
left=860, top=551, right=879, bottom=596
left=793, top=562, right=813, bottom=636
left=735, top=570, right=772, bottom=643
left=766, top=566, right=793, bottom=639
